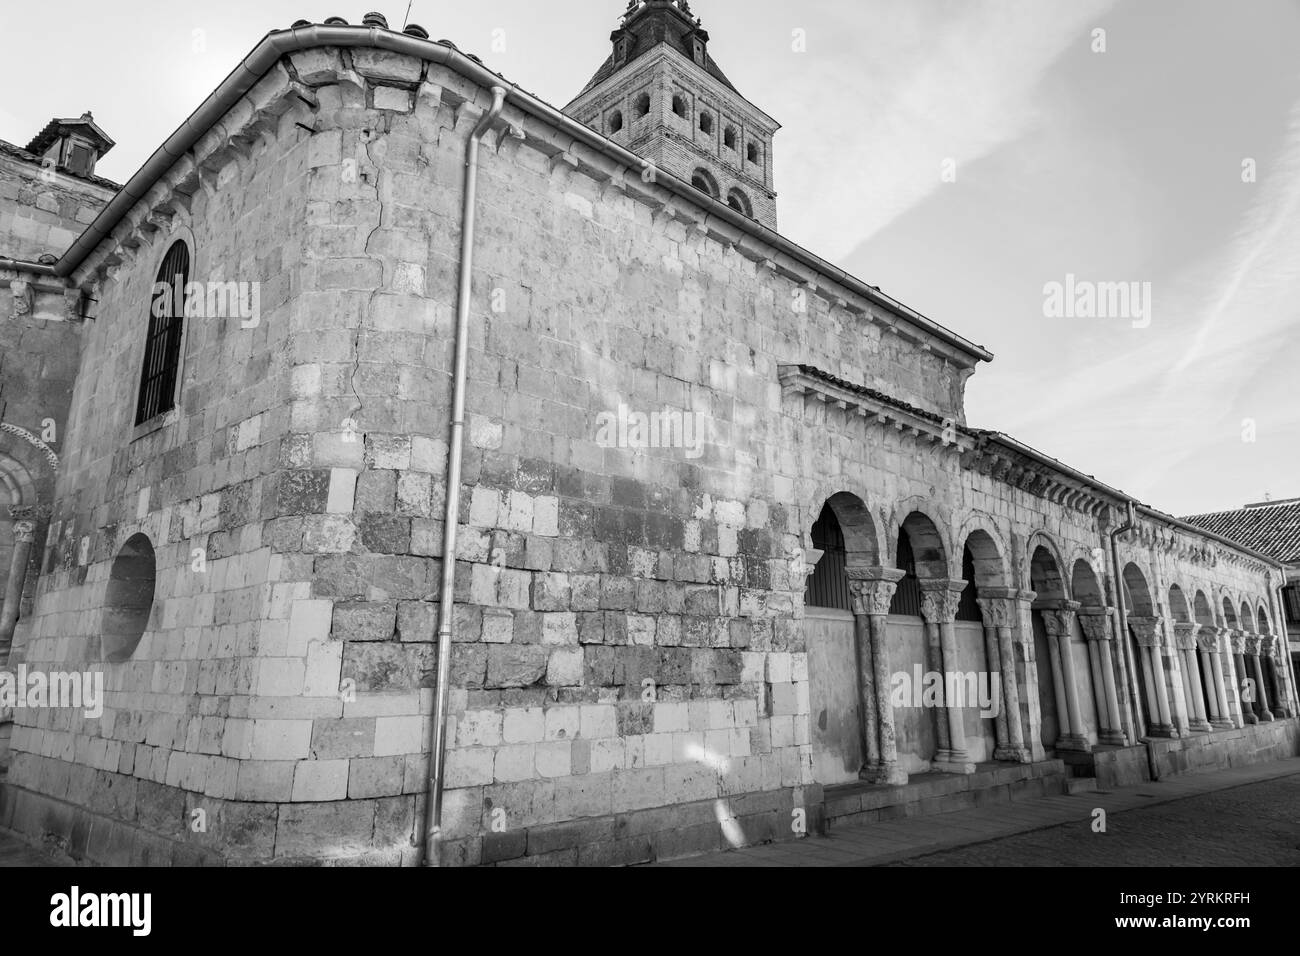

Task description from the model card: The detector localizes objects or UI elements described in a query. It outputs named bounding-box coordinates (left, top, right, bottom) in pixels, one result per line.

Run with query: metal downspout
left=421, top=86, right=506, bottom=867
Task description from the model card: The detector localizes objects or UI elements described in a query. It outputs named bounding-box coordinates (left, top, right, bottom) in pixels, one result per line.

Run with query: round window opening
left=102, top=533, right=156, bottom=662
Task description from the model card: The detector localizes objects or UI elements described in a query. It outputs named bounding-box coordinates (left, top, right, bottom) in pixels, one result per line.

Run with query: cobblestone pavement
left=658, top=759, right=1300, bottom=867
left=890, top=774, right=1300, bottom=866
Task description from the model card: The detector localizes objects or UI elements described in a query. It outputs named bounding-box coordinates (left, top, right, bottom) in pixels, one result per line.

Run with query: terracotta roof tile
left=1181, top=499, right=1300, bottom=565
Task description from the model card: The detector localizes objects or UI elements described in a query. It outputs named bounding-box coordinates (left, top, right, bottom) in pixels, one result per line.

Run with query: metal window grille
left=135, top=241, right=189, bottom=425
left=805, top=505, right=849, bottom=611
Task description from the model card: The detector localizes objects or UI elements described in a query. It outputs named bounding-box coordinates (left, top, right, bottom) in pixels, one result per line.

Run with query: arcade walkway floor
left=655, top=758, right=1300, bottom=867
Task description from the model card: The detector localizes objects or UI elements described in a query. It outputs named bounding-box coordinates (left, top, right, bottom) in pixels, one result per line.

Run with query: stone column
left=1231, top=632, right=1257, bottom=725
left=1174, top=623, right=1211, bottom=732
left=1014, top=589, right=1046, bottom=762
left=1040, top=603, right=1090, bottom=751
left=0, top=513, right=37, bottom=667
left=1130, top=617, right=1176, bottom=737
left=920, top=579, right=976, bottom=773
left=1201, top=628, right=1233, bottom=731
left=1247, top=636, right=1274, bottom=722
left=977, top=588, right=1030, bottom=763
left=1264, top=637, right=1291, bottom=718
left=847, top=568, right=908, bottom=786
left=1079, top=610, right=1125, bottom=745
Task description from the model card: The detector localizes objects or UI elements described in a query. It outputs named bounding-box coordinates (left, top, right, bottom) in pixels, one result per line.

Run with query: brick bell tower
left=565, top=0, right=781, bottom=230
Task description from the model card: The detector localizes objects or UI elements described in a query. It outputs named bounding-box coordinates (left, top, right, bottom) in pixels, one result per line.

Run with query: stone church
left=0, top=1, right=1295, bottom=867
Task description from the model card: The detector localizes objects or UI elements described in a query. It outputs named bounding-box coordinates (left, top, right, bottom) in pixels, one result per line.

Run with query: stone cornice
left=778, top=365, right=969, bottom=456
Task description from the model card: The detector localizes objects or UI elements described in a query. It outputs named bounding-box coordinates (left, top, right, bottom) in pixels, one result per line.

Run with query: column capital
left=976, top=594, right=1017, bottom=628
left=1229, top=630, right=1246, bottom=654
left=918, top=578, right=965, bottom=625
left=1128, top=615, right=1163, bottom=647
left=791, top=548, right=824, bottom=587
left=1078, top=609, right=1114, bottom=642
left=1172, top=622, right=1198, bottom=650
left=1039, top=601, right=1081, bottom=638
left=1243, top=634, right=1262, bottom=655
left=11, top=520, right=36, bottom=544
left=1195, top=626, right=1220, bottom=653
left=8, top=505, right=36, bottom=522
left=847, top=575, right=901, bottom=617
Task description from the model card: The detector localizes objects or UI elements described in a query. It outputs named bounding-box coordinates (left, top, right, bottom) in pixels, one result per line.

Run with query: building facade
left=1183, top=497, right=1300, bottom=691
left=0, top=4, right=1295, bottom=867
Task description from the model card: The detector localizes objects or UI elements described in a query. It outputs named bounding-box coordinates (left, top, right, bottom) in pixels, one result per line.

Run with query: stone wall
left=1, top=38, right=1291, bottom=869
left=0, top=148, right=116, bottom=263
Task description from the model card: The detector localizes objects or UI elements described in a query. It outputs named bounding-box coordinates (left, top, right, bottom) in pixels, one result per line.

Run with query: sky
left=2, top=0, right=1297, bottom=516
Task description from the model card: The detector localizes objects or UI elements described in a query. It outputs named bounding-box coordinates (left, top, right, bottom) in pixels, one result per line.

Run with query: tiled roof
left=1181, top=499, right=1300, bottom=565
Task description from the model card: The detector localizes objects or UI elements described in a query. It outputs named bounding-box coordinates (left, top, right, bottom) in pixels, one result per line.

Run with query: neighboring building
left=1183, top=497, right=1300, bottom=682
left=0, top=4, right=1295, bottom=867
left=0, top=113, right=119, bottom=760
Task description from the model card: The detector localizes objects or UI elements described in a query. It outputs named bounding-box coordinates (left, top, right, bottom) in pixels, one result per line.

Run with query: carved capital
left=918, top=578, right=965, bottom=625
left=1078, top=610, right=1113, bottom=643
left=11, top=520, right=35, bottom=544
left=1128, top=616, right=1163, bottom=647
left=848, top=578, right=897, bottom=617
left=1244, top=635, right=1261, bottom=656
left=1230, top=630, right=1246, bottom=655
left=1172, top=622, right=1198, bottom=651
left=1195, top=626, right=1220, bottom=653
left=1040, top=602, right=1080, bottom=638
left=790, top=547, right=823, bottom=587
left=976, top=596, right=1016, bottom=629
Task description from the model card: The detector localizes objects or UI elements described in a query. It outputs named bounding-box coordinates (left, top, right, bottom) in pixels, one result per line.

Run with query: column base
left=993, top=746, right=1031, bottom=763
left=1209, top=718, right=1235, bottom=731
left=1259, top=711, right=1275, bottom=722
left=1053, top=735, right=1091, bottom=752
left=1189, top=719, right=1213, bottom=733
left=859, top=763, right=908, bottom=786
left=1243, top=712, right=1258, bottom=725
left=1145, top=723, right=1178, bottom=738
left=1274, top=706, right=1292, bottom=719
left=1099, top=731, right=1127, bottom=747
left=931, top=752, right=977, bottom=774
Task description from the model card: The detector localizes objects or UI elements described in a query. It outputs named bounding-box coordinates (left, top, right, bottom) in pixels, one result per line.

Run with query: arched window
left=699, top=111, right=714, bottom=135
left=634, top=92, right=651, bottom=118
left=672, top=94, right=688, bottom=118
left=609, top=111, right=624, bottom=134
left=690, top=168, right=719, bottom=199
left=726, top=189, right=752, bottom=217
left=723, top=126, right=737, bottom=150
left=136, top=240, right=190, bottom=425
left=747, top=141, right=761, bottom=164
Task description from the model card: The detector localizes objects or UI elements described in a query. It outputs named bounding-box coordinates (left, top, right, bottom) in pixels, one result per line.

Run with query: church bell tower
left=565, top=0, right=781, bottom=231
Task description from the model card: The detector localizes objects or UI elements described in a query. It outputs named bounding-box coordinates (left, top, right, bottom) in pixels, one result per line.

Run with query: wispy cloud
left=779, top=0, right=1117, bottom=262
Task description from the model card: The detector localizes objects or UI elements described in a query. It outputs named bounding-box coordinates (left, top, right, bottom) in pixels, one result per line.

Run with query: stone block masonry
left=1, top=34, right=1290, bottom=869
